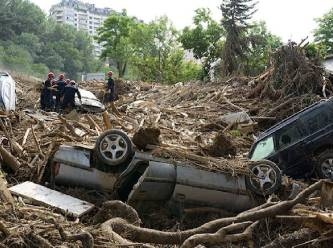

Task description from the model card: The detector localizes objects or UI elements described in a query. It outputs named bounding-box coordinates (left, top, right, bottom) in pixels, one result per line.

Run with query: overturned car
left=44, top=129, right=282, bottom=213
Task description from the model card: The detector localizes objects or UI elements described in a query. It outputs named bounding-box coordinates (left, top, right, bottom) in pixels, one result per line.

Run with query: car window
left=250, top=135, right=275, bottom=161
left=300, top=106, right=332, bottom=135
left=276, top=121, right=303, bottom=150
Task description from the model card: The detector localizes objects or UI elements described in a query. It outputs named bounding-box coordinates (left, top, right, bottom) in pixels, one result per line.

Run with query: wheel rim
left=320, top=158, right=333, bottom=179
left=99, top=133, right=128, bottom=164
left=249, top=163, right=278, bottom=194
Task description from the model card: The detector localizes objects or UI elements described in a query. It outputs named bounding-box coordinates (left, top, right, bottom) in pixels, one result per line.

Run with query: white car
left=0, top=72, right=16, bottom=111
left=75, top=89, right=105, bottom=113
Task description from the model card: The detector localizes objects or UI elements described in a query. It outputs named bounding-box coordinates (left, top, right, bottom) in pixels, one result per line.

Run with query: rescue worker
left=41, top=72, right=55, bottom=111
left=105, top=71, right=120, bottom=115
left=55, top=74, right=66, bottom=111
left=62, top=80, right=81, bottom=112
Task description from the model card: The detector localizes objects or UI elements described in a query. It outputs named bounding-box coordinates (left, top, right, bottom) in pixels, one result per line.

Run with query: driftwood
left=102, top=110, right=112, bottom=130
left=181, top=221, right=258, bottom=248
left=52, top=219, right=94, bottom=248
left=0, top=119, right=24, bottom=156
left=85, top=114, right=102, bottom=132
left=59, top=116, right=83, bottom=141
left=0, top=146, right=20, bottom=172
left=100, top=181, right=323, bottom=246
left=93, top=200, right=142, bottom=225
left=0, top=175, right=14, bottom=204
left=0, top=221, right=10, bottom=237
left=37, top=142, right=57, bottom=182
left=262, top=228, right=319, bottom=248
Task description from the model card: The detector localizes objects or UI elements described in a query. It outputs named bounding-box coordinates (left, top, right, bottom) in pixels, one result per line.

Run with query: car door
left=268, top=120, right=312, bottom=178
left=298, top=104, right=333, bottom=160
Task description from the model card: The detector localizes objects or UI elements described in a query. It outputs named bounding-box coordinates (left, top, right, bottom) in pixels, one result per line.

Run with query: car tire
left=315, top=149, right=333, bottom=179
left=94, top=129, right=134, bottom=172
left=245, top=160, right=282, bottom=196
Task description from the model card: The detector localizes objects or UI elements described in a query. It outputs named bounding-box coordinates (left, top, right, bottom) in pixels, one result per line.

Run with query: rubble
left=0, top=62, right=332, bottom=247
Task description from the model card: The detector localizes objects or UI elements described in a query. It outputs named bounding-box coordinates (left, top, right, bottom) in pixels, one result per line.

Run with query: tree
left=0, top=0, right=45, bottom=40
left=16, top=33, right=42, bottom=60
left=180, top=8, right=223, bottom=77
left=97, top=10, right=138, bottom=77
left=220, top=0, right=257, bottom=76
left=132, top=16, right=181, bottom=82
left=314, top=8, right=333, bottom=55
left=244, top=21, right=282, bottom=75
left=38, top=20, right=96, bottom=79
left=0, top=0, right=99, bottom=79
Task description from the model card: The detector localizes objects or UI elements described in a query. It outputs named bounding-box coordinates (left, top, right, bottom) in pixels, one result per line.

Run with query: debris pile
left=1, top=180, right=332, bottom=247
left=0, top=59, right=331, bottom=247
left=249, top=41, right=326, bottom=99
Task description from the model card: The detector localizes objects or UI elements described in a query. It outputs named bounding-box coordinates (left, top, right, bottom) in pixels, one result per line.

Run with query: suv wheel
left=245, top=160, right=282, bottom=196
left=316, top=150, right=333, bottom=179
left=95, top=129, right=134, bottom=172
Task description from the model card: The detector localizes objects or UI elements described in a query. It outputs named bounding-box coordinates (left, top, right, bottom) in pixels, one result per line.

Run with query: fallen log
left=85, top=115, right=102, bottom=132
left=102, top=110, right=112, bottom=130
left=0, top=146, right=20, bottom=172
left=52, top=219, right=94, bottom=248
left=0, top=174, right=14, bottom=204
left=262, top=228, right=319, bottom=248
left=0, top=221, right=10, bottom=237
left=93, top=200, right=141, bottom=225
left=180, top=221, right=257, bottom=248
left=100, top=180, right=323, bottom=245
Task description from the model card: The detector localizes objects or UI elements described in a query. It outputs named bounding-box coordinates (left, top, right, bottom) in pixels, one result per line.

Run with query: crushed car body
left=45, top=129, right=282, bottom=213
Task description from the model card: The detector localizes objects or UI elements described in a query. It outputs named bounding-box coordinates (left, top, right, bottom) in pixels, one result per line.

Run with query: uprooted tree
left=248, top=41, right=328, bottom=99
left=220, top=0, right=257, bottom=76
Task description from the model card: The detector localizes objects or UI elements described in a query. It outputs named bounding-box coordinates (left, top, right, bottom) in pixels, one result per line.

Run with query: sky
left=29, top=0, right=333, bottom=42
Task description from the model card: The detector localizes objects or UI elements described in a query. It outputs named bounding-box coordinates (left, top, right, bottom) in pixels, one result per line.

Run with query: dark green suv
left=249, top=98, right=333, bottom=179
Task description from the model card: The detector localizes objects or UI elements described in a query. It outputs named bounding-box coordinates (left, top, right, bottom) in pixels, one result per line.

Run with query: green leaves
left=0, top=0, right=98, bottom=79
left=220, top=0, right=258, bottom=76
left=97, top=13, right=201, bottom=83
left=97, top=12, right=138, bottom=77
left=314, top=8, right=333, bottom=55
left=179, top=8, right=223, bottom=76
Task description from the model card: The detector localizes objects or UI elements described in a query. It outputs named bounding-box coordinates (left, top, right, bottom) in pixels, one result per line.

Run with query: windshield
left=250, top=135, right=275, bottom=161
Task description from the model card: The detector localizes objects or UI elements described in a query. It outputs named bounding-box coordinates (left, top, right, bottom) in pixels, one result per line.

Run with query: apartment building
left=49, top=0, right=112, bottom=56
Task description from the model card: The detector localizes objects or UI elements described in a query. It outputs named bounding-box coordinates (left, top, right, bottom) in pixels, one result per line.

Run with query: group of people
left=40, top=70, right=118, bottom=114
left=40, top=72, right=81, bottom=112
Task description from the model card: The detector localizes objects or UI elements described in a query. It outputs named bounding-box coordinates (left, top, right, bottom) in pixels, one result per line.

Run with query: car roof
left=0, top=72, right=9, bottom=77
left=255, top=98, right=333, bottom=142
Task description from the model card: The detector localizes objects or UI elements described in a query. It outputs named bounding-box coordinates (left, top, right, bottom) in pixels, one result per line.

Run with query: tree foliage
left=180, top=8, right=223, bottom=77
left=314, top=8, right=333, bottom=55
left=97, top=10, right=138, bottom=77
left=0, top=0, right=98, bottom=79
left=244, top=21, right=282, bottom=75
left=220, top=0, right=257, bottom=76
left=98, top=13, right=202, bottom=83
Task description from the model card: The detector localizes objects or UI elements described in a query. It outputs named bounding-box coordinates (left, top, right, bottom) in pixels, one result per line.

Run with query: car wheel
left=95, top=129, right=134, bottom=172
left=316, top=150, right=333, bottom=179
left=245, top=160, right=282, bottom=196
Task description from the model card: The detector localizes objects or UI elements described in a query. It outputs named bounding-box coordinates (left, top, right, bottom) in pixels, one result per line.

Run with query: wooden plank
left=9, top=181, right=94, bottom=217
